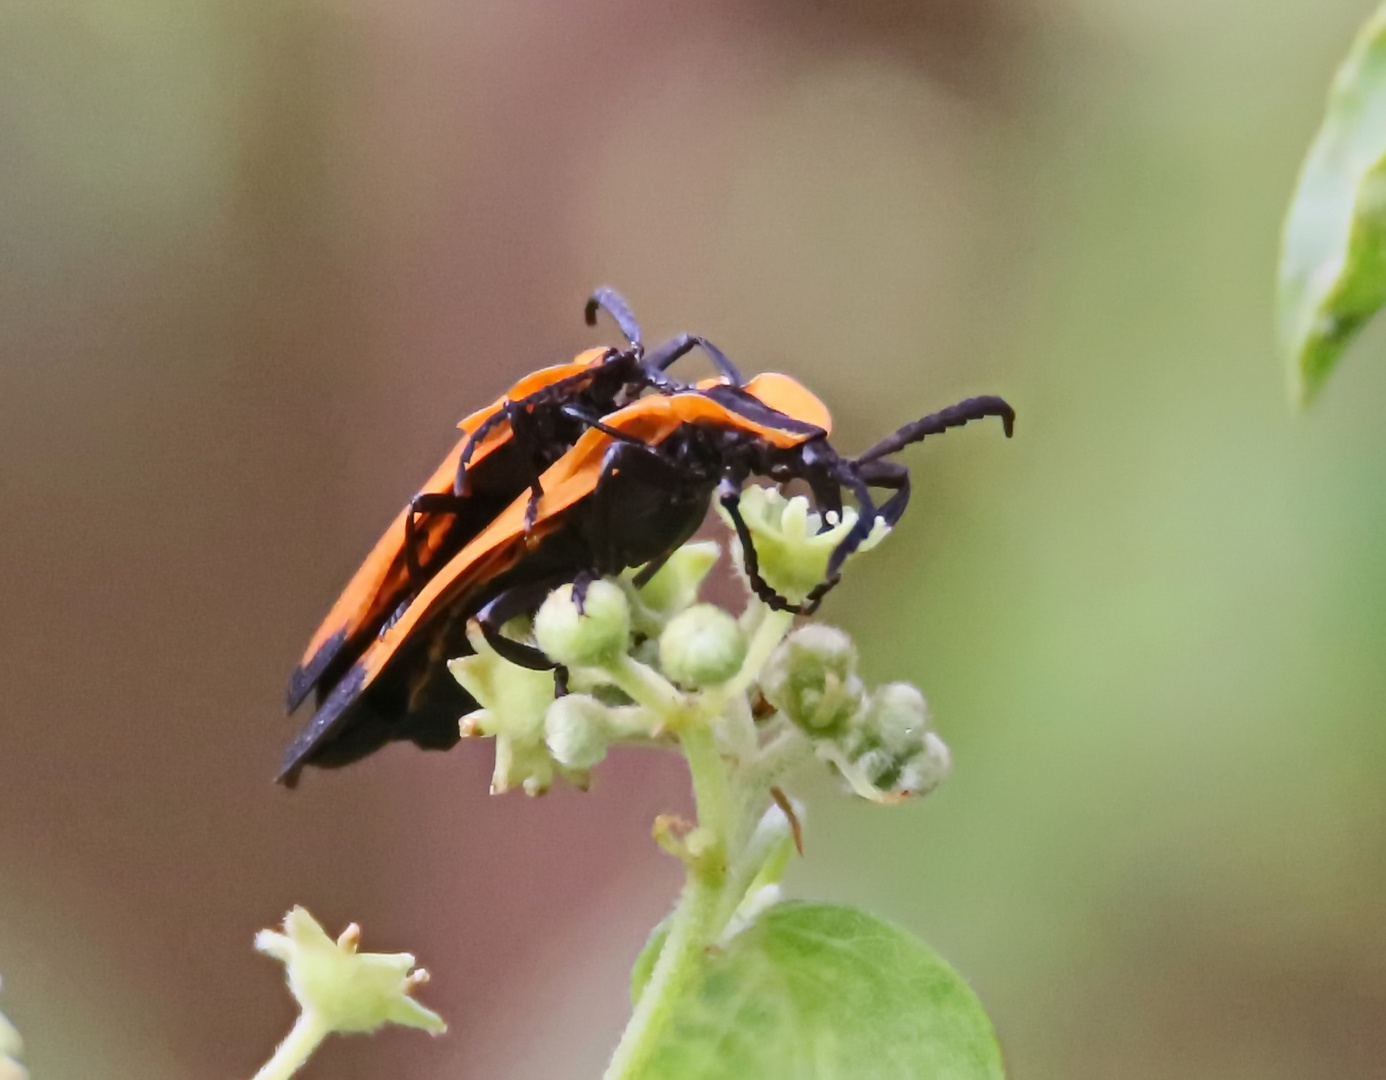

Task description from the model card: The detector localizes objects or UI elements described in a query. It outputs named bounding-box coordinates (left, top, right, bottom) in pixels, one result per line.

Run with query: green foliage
left=631, top=902, right=1004, bottom=1080
left=630, top=919, right=672, bottom=1005
left=242, top=487, right=997, bottom=1079
left=1280, top=1, right=1386, bottom=405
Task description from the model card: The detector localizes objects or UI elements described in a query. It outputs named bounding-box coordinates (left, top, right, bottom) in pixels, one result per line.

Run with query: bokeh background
left=3, top=0, right=1386, bottom=1077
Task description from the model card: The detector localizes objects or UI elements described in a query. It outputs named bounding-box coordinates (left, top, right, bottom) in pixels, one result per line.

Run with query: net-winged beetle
left=281, top=369, right=1012, bottom=785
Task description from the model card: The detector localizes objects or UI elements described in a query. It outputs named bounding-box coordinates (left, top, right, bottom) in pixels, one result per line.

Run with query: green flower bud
left=534, top=580, right=631, bottom=668
left=631, top=541, right=721, bottom=617
left=855, top=748, right=903, bottom=790
left=716, top=485, right=890, bottom=605
left=860, top=683, right=929, bottom=759
left=658, top=604, right=748, bottom=689
left=896, top=731, right=952, bottom=797
left=545, top=694, right=612, bottom=770
left=824, top=695, right=951, bottom=803
left=760, top=624, right=864, bottom=735
left=255, top=907, right=445, bottom=1037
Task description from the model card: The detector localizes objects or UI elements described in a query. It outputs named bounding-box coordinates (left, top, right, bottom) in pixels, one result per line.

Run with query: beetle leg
left=717, top=477, right=804, bottom=614
left=571, top=570, right=593, bottom=615
left=494, top=401, right=549, bottom=536
left=643, top=334, right=744, bottom=386
left=630, top=546, right=677, bottom=588
left=455, top=407, right=510, bottom=495
left=405, top=491, right=469, bottom=585
left=824, top=468, right=881, bottom=581
left=856, top=395, right=1014, bottom=465
left=855, top=458, right=911, bottom=527
left=558, top=403, right=647, bottom=443
left=475, top=577, right=573, bottom=670
left=523, top=485, right=543, bottom=534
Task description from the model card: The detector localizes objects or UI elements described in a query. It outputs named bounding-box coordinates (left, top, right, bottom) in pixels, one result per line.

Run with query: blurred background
left=2, top=0, right=1385, bottom=1076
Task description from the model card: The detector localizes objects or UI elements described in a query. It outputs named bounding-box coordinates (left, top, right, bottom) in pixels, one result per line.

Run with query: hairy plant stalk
left=251, top=1013, right=326, bottom=1080
left=602, top=722, right=737, bottom=1080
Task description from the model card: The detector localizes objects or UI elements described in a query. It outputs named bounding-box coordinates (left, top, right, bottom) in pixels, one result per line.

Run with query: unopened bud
left=658, top=604, right=747, bottom=688
left=760, top=624, right=864, bottom=734
left=861, top=683, right=929, bottom=759
left=534, top=581, right=631, bottom=668
left=545, top=694, right=611, bottom=770
left=634, top=541, right=720, bottom=616
left=897, top=731, right=952, bottom=797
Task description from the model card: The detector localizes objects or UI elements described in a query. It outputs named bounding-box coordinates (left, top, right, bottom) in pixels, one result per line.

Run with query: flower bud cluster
left=450, top=545, right=738, bottom=795
left=760, top=625, right=863, bottom=735
left=760, top=627, right=950, bottom=803
left=447, top=481, right=948, bottom=807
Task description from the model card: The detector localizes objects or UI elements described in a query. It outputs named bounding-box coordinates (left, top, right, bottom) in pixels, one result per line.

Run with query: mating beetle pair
left=281, top=290, right=1013, bottom=785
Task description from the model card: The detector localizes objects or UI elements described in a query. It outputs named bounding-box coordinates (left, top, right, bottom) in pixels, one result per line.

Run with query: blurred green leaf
left=1279, top=1, right=1386, bottom=406
left=633, top=902, right=1004, bottom=1079
left=630, top=916, right=669, bottom=1005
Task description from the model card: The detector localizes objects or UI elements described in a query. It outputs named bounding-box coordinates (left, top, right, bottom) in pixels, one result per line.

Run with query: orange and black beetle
left=281, top=316, right=1012, bottom=785
left=286, top=288, right=740, bottom=718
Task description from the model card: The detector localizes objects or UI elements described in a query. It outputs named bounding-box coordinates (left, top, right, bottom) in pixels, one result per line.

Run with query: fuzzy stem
left=603, top=604, right=798, bottom=1078
left=746, top=726, right=816, bottom=790
left=681, top=724, right=733, bottom=851
left=605, top=654, right=686, bottom=716
left=602, top=724, right=734, bottom=1080
left=601, top=869, right=721, bottom=1080
left=251, top=1012, right=327, bottom=1080
left=722, top=607, right=795, bottom=700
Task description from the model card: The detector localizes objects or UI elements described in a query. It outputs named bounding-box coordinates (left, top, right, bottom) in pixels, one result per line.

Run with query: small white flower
left=717, top=485, right=890, bottom=605
left=255, top=907, right=445, bottom=1037
left=449, top=622, right=561, bottom=794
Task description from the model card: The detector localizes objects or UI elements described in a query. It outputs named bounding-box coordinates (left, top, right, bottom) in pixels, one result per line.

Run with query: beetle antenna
left=584, top=287, right=643, bottom=350
left=855, top=395, right=1014, bottom=465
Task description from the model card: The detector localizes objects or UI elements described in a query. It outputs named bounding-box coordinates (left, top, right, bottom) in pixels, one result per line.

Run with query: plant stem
left=724, top=607, right=794, bottom=700
left=601, top=867, right=721, bottom=1080
left=602, top=724, right=734, bottom=1080
left=603, top=603, right=797, bottom=1078
left=607, top=654, right=686, bottom=716
left=251, top=1012, right=326, bottom=1080
left=681, top=723, right=732, bottom=849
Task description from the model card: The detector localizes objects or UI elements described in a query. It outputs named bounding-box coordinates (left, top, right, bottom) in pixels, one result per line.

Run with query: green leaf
left=635, top=902, right=1004, bottom=1079
left=630, top=917, right=670, bottom=1005
left=1280, top=1, right=1386, bottom=406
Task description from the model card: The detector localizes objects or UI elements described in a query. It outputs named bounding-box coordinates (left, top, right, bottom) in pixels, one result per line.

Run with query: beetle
left=286, top=288, right=740, bottom=718
left=280, top=372, right=1012, bottom=785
